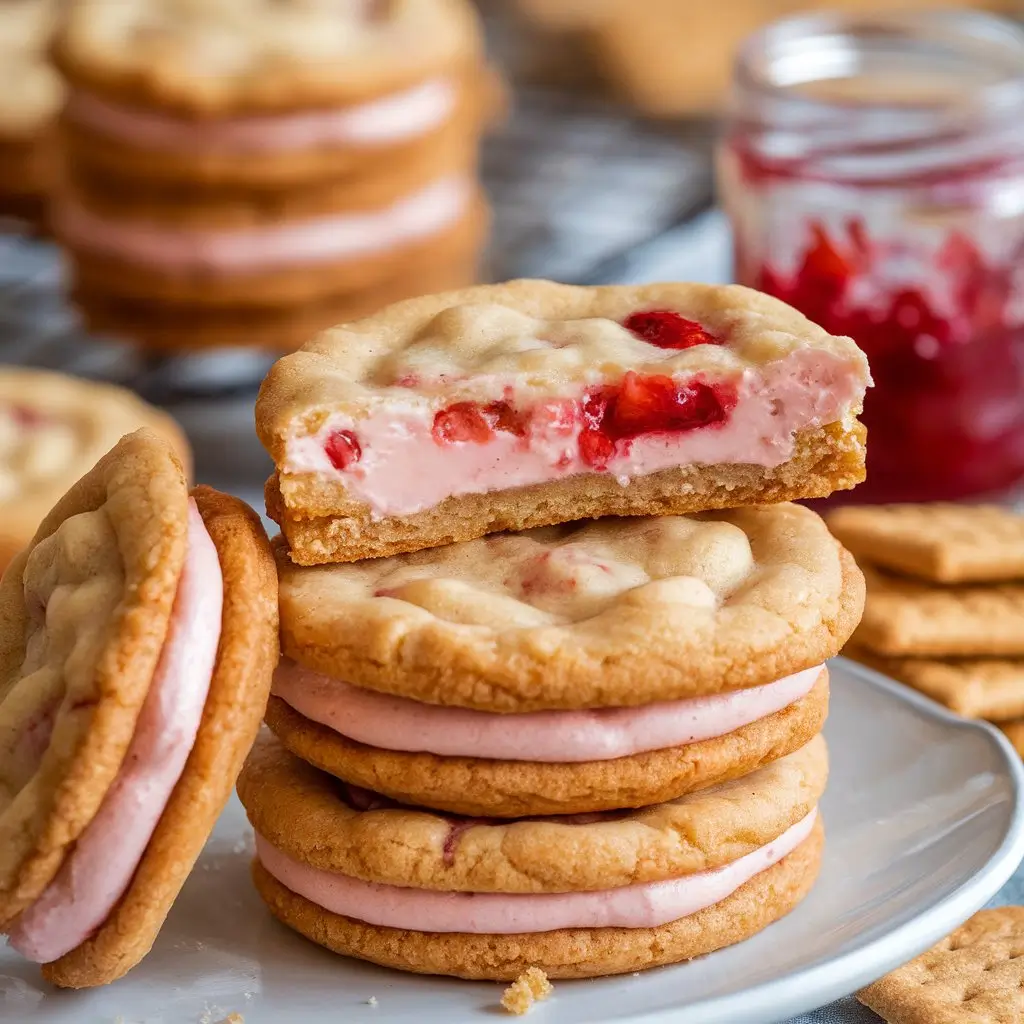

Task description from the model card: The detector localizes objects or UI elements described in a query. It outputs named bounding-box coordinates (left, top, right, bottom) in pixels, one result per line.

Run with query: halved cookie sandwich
left=258, top=279, right=870, bottom=564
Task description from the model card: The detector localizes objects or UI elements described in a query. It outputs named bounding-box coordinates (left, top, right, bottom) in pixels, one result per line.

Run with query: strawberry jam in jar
left=720, top=10, right=1024, bottom=502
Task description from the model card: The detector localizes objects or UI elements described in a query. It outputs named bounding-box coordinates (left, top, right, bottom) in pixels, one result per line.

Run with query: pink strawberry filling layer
left=272, top=661, right=822, bottom=762
left=8, top=501, right=223, bottom=964
left=284, top=348, right=864, bottom=518
left=64, top=79, right=458, bottom=153
left=256, top=809, right=817, bottom=933
left=52, top=175, right=470, bottom=274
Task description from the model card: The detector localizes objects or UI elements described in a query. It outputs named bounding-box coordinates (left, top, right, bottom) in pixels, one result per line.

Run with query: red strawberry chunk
left=623, top=310, right=719, bottom=349
left=324, top=429, right=362, bottom=471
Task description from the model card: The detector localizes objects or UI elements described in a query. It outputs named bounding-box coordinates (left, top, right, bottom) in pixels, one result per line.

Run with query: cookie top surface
left=53, top=0, right=482, bottom=114
left=279, top=502, right=864, bottom=711
left=0, top=368, right=189, bottom=556
left=0, top=430, right=189, bottom=923
left=0, top=0, right=61, bottom=132
left=238, top=732, right=827, bottom=893
left=257, top=279, right=869, bottom=454
left=828, top=503, right=1024, bottom=584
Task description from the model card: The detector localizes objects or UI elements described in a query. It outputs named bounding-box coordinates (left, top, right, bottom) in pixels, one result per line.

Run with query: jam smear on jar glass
left=720, top=9, right=1024, bottom=502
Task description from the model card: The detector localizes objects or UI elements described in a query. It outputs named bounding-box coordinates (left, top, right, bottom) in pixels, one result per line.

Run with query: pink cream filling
left=272, top=661, right=822, bottom=762
left=8, top=501, right=224, bottom=964
left=51, top=175, right=470, bottom=273
left=64, top=79, right=458, bottom=153
left=255, top=809, right=817, bottom=933
left=284, top=349, right=863, bottom=518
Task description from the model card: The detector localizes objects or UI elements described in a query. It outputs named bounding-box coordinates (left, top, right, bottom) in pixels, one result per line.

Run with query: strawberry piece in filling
left=623, top=309, right=720, bottom=349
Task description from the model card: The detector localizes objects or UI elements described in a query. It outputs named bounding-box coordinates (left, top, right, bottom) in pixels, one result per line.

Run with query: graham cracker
left=827, top=504, right=1024, bottom=585
left=853, top=568, right=1024, bottom=658
left=845, top=647, right=1024, bottom=722
left=858, top=906, right=1024, bottom=1023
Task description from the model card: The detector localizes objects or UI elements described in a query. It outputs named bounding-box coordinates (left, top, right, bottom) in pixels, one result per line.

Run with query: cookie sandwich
left=268, top=503, right=859, bottom=817
left=50, top=0, right=492, bottom=352
left=239, top=732, right=827, bottom=979
left=257, top=280, right=870, bottom=565
left=0, top=0, right=60, bottom=225
left=0, top=430, right=278, bottom=988
left=0, top=367, right=190, bottom=574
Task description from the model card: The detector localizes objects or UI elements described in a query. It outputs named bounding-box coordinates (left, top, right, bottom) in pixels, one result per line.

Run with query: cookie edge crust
left=262, top=670, right=829, bottom=818
left=249, top=816, right=824, bottom=980
left=41, top=486, right=279, bottom=989
left=0, top=429, right=188, bottom=926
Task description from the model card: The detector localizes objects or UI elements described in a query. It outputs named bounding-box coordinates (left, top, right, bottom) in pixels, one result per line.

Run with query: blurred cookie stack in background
left=0, top=0, right=60, bottom=227
left=830, top=505, right=1024, bottom=756
left=49, top=0, right=493, bottom=354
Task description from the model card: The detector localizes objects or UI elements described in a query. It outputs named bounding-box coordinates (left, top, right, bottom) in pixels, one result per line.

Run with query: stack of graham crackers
left=828, top=504, right=1024, bottom=754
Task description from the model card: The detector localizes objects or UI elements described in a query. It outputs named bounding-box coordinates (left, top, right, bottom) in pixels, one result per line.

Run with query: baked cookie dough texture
left=246, top=279, right=869, bottom=979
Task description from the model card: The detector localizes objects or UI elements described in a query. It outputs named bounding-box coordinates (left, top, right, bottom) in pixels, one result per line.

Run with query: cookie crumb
left=501, top=967, right=553, bottom=1015
left=366, top=996, right=378, bottom=1007
left=217, top=1015, right=244, bottom=1024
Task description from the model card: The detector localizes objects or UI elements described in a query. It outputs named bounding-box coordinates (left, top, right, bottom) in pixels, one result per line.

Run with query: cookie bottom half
left=70, top=248, right=481, bottom=353
left=269, top=421, right=867, bottom=566
left=263, top=671, right=828, bottom=817
left=251, top=817, right=824, bottom=980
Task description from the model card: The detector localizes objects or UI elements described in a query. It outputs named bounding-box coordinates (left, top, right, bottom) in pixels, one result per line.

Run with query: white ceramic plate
left=3, top=658, right=1023, bottom=1024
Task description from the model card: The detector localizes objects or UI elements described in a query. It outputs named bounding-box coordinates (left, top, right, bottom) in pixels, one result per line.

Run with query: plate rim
left=618, top=656, right=1024, bottom=1024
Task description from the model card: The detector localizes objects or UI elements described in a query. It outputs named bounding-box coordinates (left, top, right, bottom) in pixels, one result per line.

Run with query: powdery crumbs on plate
left=501, top=967, right=553, bottom=1015
left=367, top=995, right=378, bottom=1006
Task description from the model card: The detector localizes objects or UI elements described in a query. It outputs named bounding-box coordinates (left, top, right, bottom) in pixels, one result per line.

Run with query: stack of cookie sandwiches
left=242, top=280, right=870, bottom=980
left=49, top=0, right=491, bottom=353
left=0, top=0, right=60, bottom=226
left=830, top=503, right=1024, bottom=756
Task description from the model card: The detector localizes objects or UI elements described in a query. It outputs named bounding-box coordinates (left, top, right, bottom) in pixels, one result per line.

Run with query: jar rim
left=734, top=9, right=1024, bottom=121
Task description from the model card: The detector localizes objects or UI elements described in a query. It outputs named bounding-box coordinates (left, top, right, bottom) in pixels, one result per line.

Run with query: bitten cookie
left=238, top=734, right=826, bottom=980
left=269, top=503, right=859, bottom=814
left=257, top=279, right=870, bottom=565
left=0, top=368, right=190, bottom=573
left=0, top=430, right=278, bottom=988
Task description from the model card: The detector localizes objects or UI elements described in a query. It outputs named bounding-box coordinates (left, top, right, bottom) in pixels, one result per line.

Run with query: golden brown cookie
left=250, top=819, right=824, bottom=979
left=257, top=279, right=869, bottom=564
left=0, top=0, right=61, bottom=222
left=827, top=503, right=1024, bottom=585
left=59, top=186, right=487, bottom=308
left=241, top=732, right=825, bottom=978
left=845, top=647, right=1024, bottom=722
left=0, top=368, right=190, bottom=574
left=239, top=731, right=828, bottom=889
left=71, top=247, right=482, bottom=353
left=276, top=504, right=862, bottom=711
left=853, top=567, right=1024, bottom=658
left=999, top=720, right=1024, bottom=758
left=0, top=431, right=278, bottom=988
left=56, top=62, right=492, bottom=190
left=858, top=906, right=1024, bottom=1024
left=263, top=670, right=828, bottom=816
left=0, top=430, right=189, bottom=926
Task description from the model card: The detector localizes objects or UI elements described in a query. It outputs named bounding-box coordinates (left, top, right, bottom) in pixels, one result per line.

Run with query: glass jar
left=719, top=10, right=1024, bottom=503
